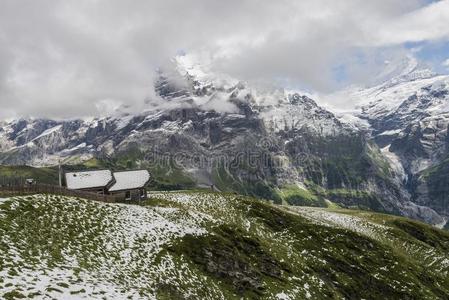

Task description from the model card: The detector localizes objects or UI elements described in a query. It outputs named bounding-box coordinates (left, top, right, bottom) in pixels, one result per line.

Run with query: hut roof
left=65, top=170, right=114, bottom=190
left=108, top=170, right=151, bottom=192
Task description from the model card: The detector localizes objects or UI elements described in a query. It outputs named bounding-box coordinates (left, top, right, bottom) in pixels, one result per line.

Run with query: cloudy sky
left=1, top=0, right=449, bottom=119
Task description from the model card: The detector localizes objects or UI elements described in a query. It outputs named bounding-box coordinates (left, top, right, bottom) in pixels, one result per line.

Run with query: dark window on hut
left=125, top=191, right=131, bottom=200
left=140, top=189, right=145, bottom=199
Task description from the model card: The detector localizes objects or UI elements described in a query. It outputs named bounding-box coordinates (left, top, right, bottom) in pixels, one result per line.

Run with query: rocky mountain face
left=338, top=62, right=449, bottom=228
left=0, top=57, right=447, bottom=227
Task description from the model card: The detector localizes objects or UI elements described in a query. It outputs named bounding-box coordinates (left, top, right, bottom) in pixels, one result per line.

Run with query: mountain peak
left=373, top=55, right=436, bottom=89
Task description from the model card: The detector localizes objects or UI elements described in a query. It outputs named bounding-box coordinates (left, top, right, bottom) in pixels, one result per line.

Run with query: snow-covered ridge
left=31, top=124, right=63, bottom=141
left=0, top=55, right=351, bottom=167
left=358, top=74, right=449, bottom=120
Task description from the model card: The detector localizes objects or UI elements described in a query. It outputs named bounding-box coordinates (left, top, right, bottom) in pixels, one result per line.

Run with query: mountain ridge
left=0, top=58, right=448, bottom=227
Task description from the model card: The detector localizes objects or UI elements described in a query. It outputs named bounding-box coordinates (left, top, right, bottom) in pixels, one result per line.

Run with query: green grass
left=1, top=191, right=448, bottom=299
left=0, top=165, right=59, bottom=185
left=168, top=224, right=289, bottom=299
left=0, top=195, right=109, bottom=271
left=163, top=196, right=449, bottom=299
left=320, top=188, right=387, bottom=212
left=390, top=218, right=449, bottom=251
left=147, top=160, right=197, bottom=190
left=2, top=290, right=26, bottom=300
left=148, top=191, right=449, bottom=299
left=212, top=164, right=281, bottom=202
left=276, top=185, right=326, bottom=207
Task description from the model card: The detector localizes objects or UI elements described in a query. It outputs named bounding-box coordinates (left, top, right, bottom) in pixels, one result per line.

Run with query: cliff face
left=353, top=69, right=449, bottom=227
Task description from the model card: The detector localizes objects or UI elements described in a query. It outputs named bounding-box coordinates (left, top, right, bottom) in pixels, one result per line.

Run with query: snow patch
left=31, top=125, right=62, bottom=141
left=381, top=145, right=406, bottom=180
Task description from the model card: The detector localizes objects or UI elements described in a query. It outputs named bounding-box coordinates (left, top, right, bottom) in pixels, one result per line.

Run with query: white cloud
left=443, top=59, right=449, bottom=68
left=0, top=0, right=448, bottom=119
left=368, top=0, right=449, bottom=46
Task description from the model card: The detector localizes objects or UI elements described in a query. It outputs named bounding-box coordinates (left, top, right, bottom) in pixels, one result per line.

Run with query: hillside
left=1, top=192, right=448, bottom=299
left=0, top=165, right=59, bottom=186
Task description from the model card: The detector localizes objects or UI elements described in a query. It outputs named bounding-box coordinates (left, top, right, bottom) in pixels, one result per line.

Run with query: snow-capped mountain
left=324, top=57, right=449, bottom=228
left=0, top=56, right=447, bottom=227
left=0, top=58, right=346, bottom=174
left=362, top=75, right=449, bottom=170
left=370, top=55, right=436, bottom=89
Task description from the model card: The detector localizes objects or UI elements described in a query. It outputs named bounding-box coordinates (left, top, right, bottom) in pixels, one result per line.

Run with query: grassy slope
left=275, top=184, right=325, bottom=207
left=274, top=183, right=386, bottom=212
left=212, top=164, right=281, bottom=203
left=1, top=192, right=448, bottom=299
left=0, top=165, right=59, bottom=186
left=146, top=161, right=197, bottom=191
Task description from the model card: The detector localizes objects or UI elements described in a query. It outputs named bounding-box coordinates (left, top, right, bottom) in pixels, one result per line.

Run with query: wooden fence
left=0, top=184, right=119, bottom=203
